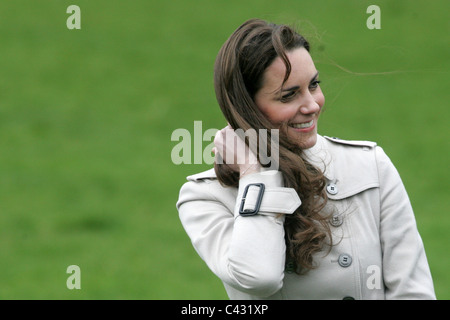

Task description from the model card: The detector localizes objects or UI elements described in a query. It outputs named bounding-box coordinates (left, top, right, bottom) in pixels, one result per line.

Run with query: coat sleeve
left=176, top=170, right=296, bottom=297
left=376, top=147, right=436, bottom=299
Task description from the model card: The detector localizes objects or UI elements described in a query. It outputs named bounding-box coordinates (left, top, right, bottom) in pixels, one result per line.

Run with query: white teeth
left=290, top=120, right=313, bottom=129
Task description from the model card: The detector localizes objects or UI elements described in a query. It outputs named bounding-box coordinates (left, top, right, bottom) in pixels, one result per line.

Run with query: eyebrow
left=280, top=71, right=320, bottom=93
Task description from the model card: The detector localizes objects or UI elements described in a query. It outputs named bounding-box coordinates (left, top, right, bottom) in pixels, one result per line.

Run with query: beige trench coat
left=176, top=135, right=436, bottom=299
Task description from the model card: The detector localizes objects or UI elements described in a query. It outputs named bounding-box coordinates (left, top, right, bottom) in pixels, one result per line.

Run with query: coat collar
left=302, top=135, right=335, bottom=181
left=187, top=135, right=335, bottom=182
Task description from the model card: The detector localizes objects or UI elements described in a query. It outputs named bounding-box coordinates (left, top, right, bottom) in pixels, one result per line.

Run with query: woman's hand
left=213, top=125, right=262, bottom=178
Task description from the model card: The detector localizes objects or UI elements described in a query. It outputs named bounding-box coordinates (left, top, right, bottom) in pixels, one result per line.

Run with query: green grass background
left=0, top=0, right=448, bottom=299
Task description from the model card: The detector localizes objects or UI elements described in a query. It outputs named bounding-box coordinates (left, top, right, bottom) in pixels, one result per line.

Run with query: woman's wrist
left=239, top=163, right=261, bottom=178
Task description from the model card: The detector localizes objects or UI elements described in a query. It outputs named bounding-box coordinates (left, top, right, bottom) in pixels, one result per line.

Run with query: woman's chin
left=287, top=126, right=318, bottom=149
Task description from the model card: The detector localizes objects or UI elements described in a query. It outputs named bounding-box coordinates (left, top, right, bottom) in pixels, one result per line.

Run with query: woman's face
left=254, top=47, right=325, bottom=149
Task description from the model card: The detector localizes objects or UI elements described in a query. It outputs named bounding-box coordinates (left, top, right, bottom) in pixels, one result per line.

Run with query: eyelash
left=310, top=80, right=321, bottom=89
left=280, top=80, right=321, bottom=102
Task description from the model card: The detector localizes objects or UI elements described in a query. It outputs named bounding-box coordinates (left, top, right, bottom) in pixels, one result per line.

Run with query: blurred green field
left=0, top=0, right=448, bottom=299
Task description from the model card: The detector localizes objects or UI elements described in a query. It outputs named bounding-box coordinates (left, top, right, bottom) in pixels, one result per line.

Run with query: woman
left=176, top=18, right=435, bottom=299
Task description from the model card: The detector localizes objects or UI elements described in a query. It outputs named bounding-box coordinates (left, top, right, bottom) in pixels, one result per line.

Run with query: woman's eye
left=281, top=91, right=296, bottom=102
left=309, top=80, right=321, bottom=90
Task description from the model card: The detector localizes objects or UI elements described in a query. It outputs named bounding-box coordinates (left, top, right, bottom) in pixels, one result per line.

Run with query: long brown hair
left=213, top=18, right=331, bottom=272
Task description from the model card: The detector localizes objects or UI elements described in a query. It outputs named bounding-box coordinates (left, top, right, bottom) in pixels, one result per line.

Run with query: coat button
left=330, top=214, right=343, bottom=227
left=338, top=253, right=352, bottom=267
left=326, top=183, right=338, bottom=195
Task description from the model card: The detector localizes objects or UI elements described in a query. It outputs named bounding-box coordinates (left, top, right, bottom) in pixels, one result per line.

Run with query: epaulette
left=324, top=136, right=377, bottom=148
left=186, top=168, right=217, bottom=181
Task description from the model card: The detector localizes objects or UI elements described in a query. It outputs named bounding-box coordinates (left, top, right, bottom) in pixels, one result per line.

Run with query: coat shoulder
left=177, top=167, right=236, bottom=213
left=179, top=168, right=219, bottom=203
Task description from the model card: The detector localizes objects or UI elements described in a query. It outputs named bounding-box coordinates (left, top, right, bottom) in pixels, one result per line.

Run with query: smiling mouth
left=289, top=120, right=314, bottom=129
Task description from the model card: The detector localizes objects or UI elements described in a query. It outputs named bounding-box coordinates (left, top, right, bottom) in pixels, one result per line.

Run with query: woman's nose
left=299, top=93, right=320, bottom=115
